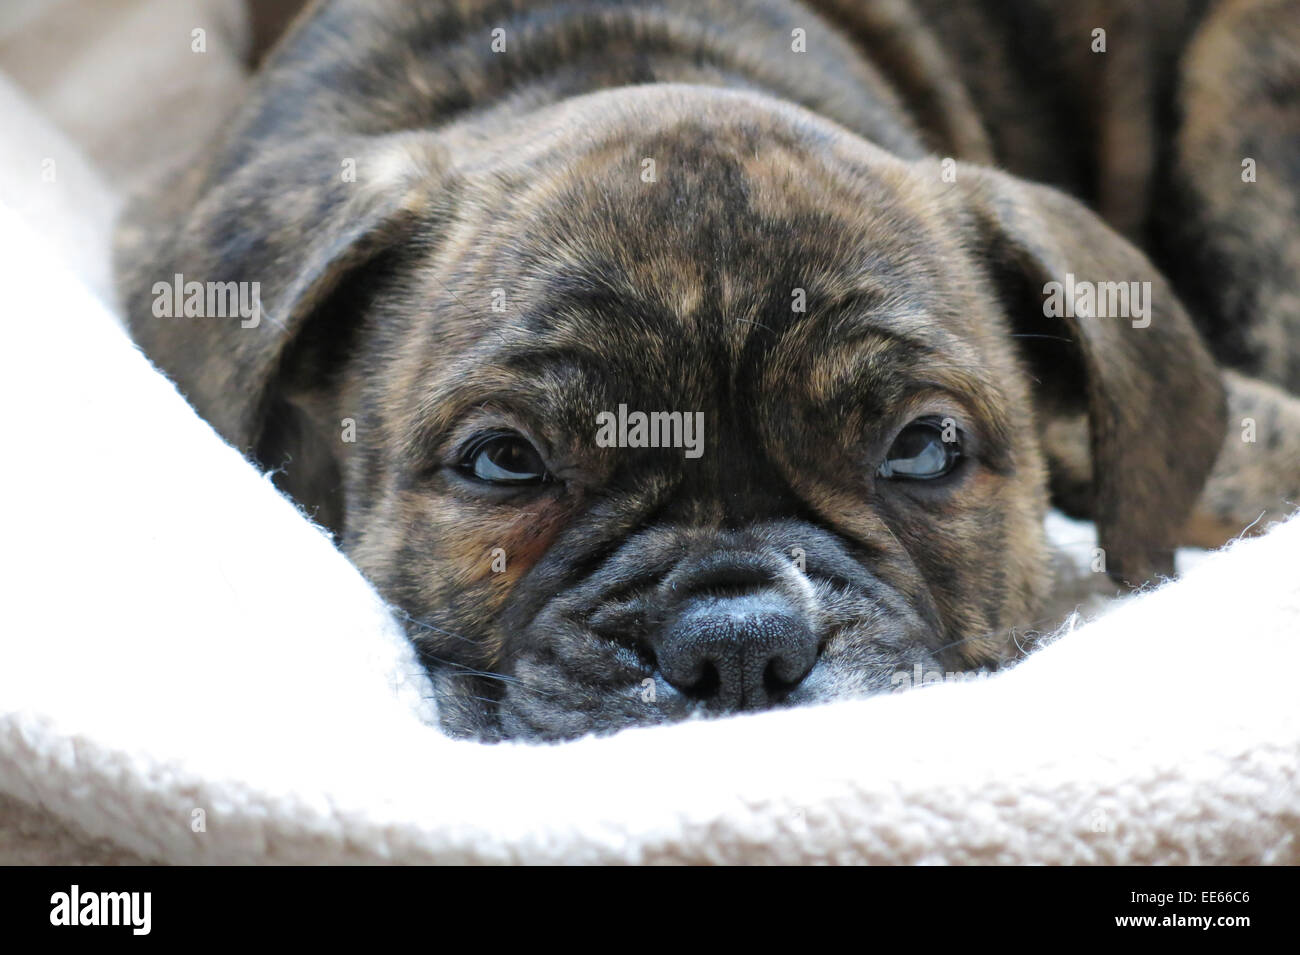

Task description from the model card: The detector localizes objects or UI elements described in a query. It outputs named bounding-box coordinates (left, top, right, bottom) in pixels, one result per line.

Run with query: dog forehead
left=457, top=124, right=948, bottom=349
left=406, top=86, right=1009, bottom=427
left=412, top=249, right=991, bottom=446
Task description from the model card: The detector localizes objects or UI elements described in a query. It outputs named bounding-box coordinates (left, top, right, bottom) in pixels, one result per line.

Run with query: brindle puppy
left=115, top=0, right=1300, bottom=740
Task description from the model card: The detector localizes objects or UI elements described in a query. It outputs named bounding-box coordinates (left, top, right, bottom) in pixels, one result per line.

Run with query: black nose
left=652, top=592, right=819, bottom=710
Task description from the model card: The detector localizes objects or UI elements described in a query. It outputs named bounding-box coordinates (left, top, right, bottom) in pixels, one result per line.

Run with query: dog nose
left=653, top=592, right=819, bottom=710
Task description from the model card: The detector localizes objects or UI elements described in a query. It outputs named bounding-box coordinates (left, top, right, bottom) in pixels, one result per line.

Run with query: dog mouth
left=465, top=528, right=945, bottom=741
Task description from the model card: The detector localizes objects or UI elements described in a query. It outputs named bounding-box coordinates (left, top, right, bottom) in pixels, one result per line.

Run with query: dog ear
left=951, top=166, right=1226, bottom=585
left=115, top=133, right=450, bottom=455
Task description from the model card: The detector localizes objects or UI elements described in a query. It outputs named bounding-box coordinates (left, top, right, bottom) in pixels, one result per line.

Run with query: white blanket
left=1, top=2, right=1298, bottom=865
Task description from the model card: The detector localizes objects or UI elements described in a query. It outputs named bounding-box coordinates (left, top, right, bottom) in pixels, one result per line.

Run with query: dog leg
left=1182, top=371, right=1300, bottom=546
left=1042, top=371, right=1300, bottom=549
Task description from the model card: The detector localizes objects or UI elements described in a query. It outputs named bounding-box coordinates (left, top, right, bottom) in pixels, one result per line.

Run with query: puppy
left=115, top=0, right=1299, bottom=741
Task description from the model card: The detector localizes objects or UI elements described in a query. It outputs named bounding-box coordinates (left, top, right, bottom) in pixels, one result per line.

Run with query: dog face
left=117, top=86, right=1225, bottom=740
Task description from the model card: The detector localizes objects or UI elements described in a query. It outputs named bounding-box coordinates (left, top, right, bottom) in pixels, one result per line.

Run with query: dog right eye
left=458, top=432, right=551, bottom=486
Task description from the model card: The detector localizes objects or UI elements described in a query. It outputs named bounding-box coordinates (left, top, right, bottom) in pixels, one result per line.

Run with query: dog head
left=117, top=85, right=1224, bottom=740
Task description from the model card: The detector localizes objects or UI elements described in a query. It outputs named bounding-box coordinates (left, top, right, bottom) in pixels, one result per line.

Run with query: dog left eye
left=459, top=432, right=551, bottom=485
left=877, top=417, right=961, bottom=480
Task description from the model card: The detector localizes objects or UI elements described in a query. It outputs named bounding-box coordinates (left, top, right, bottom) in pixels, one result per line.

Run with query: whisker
left=927, top=605, right=1095, bottom=659
left=428, top=271, right=512, bottom=347
left=390, top=605, right=485, bottom=649
left=1008, top=333, right=1076, bottom=344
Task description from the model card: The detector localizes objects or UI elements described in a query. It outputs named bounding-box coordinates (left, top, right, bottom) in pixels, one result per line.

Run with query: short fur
left=116, top=0, right=1300, bottom=740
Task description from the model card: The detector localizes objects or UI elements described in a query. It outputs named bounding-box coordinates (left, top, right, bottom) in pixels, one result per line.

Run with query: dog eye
left=459, top=432, right=551, bottom=485
left=877, top=417, right=961, bottom=480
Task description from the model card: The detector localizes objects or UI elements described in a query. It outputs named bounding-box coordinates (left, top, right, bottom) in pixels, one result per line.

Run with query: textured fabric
left=2, top=200, right=1298, bottom=863
left=1, top=1, right=1297, bottom=866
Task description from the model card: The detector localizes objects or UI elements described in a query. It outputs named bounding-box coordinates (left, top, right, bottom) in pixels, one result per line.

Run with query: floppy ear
left=953, top=166, right=1226, bottom=585
left=114, top=132, right=450, bottom=453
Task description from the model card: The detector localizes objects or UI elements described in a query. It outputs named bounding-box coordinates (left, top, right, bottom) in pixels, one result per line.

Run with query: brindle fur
left=115, top=0, right=1299, bottom=740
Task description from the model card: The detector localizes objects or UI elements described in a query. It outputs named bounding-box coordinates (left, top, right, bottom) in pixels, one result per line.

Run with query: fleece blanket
left=2, top=2, right=1299, bottom=865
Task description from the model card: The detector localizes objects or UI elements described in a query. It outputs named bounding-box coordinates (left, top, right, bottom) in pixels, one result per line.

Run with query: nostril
left=764, top=652, right=814, bottom=693
left=680, top=660, right=721, bottom=701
